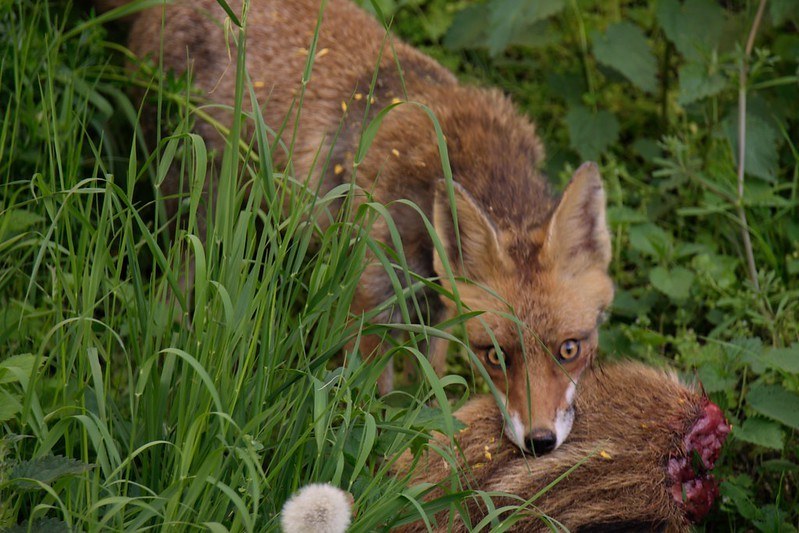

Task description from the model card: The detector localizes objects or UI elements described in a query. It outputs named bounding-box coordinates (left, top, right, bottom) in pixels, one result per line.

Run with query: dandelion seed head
left=281, top=483, right=352, bottom=533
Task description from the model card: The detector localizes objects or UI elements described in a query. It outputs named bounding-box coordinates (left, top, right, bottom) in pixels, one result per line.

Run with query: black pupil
left=564, top=341, right=576, bottom=357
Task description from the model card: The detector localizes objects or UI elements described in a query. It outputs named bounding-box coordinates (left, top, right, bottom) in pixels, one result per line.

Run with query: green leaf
left=723, top=111, right=781, bottom=182
left=656, top=0, right=727, bottom=60
left=762, top=343, right=799, bottom=374
left=721, top=477, right=762, bottom=521
left=485, top=0, right=565, bottom=56
left=564, top=105, right=619, bottom=160
left=697, top=362, right=737, bottom=394
left=678, top=61, right=728, bottom=105
left=443, top=5, right=490, bottom=50
left=0, top=353, right=37, bottom=384
left=591, top=22, right=657, bottom=93
left=10, top=455, right=94, bottom=490
left=628, top=223, right=672, bottom=259
left=747, top=383, right=799, bottom=430
left=0, top=388, right=22, bottom=423
left=0, top=209, right=45, bottom=236
left=770, top=0, right=799, bottom=26
left=734, top=417, right=785, bottom=450
left=6, top=518, right=70, bottom=533
left=649, top=266, right=694, bottom=301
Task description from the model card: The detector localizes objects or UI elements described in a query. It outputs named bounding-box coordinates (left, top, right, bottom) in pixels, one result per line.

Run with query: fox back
left=121, top=0, right=614, bottom=452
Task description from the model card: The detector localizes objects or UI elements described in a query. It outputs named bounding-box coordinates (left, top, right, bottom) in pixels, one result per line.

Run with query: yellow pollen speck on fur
left=341, top=101, right=348, bottom=112
left=483, top=446, right=492, bottom=461
left=678, top=398, right=685, bottom=404
left=600, top=450, right=612, bottom=460
left=490, top=437, right=495, bottom=443
left=391, top=148, right=400, bottom=157
left=296, top=47, right=308, bottom=55
left=370, top=96, right=376, bottom=104
left=354, top=93, right=363, bottom=100
left=253, top=81, right=265, bottom=88
left=334, top=164, right=344, bottom=175
left=391, top=97, right=402, bottom=104
left=641, top=423, right=648, bottom=428
left=473, top=463, right=485, bottom=469
left=316, top=47, right=330, bottom=58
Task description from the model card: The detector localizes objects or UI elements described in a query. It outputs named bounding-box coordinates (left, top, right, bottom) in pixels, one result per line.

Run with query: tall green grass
left=0, top=1, right=555, bottom=530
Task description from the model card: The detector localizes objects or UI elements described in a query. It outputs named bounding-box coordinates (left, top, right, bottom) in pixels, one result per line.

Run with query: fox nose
left=525, top=429, right=557, bottom=455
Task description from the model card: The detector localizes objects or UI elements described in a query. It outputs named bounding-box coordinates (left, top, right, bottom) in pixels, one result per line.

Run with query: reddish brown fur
left=394, top=362, right=726, bottom=532
left=116, top=0, right=613, bottom=448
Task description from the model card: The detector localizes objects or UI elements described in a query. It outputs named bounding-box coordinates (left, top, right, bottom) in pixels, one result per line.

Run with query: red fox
left=394, top=361, right=731, bottom=532
left=107, top=0, right=614, bottom=454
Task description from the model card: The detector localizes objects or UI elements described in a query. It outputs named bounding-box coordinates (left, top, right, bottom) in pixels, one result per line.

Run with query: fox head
left=433, top=162, right=613, bottom=455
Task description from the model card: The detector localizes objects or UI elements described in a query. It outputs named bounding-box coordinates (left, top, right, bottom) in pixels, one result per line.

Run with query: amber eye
left=558, top=339, right=581, bottom=362
left=485, top=347, right=504, bottom=368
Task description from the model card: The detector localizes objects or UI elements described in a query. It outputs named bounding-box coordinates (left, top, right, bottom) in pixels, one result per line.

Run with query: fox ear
left=544, top=162, right=611, bottom=276
left=433, top=180, right=506, bottom=282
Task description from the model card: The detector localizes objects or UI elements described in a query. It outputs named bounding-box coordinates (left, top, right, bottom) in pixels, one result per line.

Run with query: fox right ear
left=544, top=162, right=612, bottom=276
left=433, top=180, right=506, bottom=282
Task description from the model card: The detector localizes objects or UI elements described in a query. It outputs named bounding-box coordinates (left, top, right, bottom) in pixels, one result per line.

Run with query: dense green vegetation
left=1, top=0, right=797, bottom=531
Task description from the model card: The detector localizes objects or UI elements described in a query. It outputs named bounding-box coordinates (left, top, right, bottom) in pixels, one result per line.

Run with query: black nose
left=525, top=429, right=557, bottom=455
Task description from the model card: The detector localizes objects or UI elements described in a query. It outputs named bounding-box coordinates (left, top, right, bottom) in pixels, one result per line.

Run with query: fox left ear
left=544, top=162, right=611, bottom=276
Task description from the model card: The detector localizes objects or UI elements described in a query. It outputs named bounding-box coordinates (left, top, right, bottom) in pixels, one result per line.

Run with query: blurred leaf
left=486, top=0, right=565, bottom=56
left=762, top=343, right=799, bottom=374
left=607, top=206, right=647, bottom=225
left=0, top=388, right=22, bottom=422
left=443, top=4, right=489, bottom=50
left=747, top=383, right=799, bottom=430
left=723, top=109, right=780, bottom=182
left=628, top=223, right=672, bottom=259
left=10, top=455, right=94, bottom=490
left=721, top=476, right=762, bottom=521
left=0, top=353, right=36, bottom=384
left=649, top=266, right=694, bottom=300
left=564, top=105, right=619, bottom=160
left=697, top=362, right=737, bottom=393
left=678, top=61, right=728, bottom=105
left=591, top=22, right=657, bottom=93
left=734, top=417, right=785, bottom=450
left=770, top=0, right=799, bottom=26
left=656, top=0, right=727, bottom=59
left=6, top=518, right=69, bottom=533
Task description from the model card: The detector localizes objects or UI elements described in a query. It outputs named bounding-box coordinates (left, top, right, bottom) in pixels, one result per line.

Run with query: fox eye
left=558, top=339, right=581, bottom=362
left=485, top=347, right=504, bottom=368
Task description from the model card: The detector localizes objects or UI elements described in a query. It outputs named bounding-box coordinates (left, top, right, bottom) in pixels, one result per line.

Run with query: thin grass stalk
left=736, top=0, right=767, bottom=293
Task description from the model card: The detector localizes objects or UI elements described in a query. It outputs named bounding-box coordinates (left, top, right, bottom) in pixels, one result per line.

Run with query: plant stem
left=736, top=0, right=767, bottom=293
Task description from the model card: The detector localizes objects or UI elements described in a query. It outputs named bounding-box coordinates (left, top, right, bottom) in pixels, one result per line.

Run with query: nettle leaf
left=734, top=418, right=785, bottom=450
left=564, top=105, right=619, bottom=161
left=747, top=383, right=799, bottom=430
left=770, top=0, right=799, bottom=26
left=486, top=0, right=565, bottom=56
left=591, top=22, right=657, bottom=93
left=628, top=223, right=673, bottom=259
left=6, top=518, right=69, bottom=533
left=697, top=363, right=737, bottom=394
left=722, top=110, right=780, bottom=182
left=10, top=455, right=94, bottom=491
left=0, top=353, right=37, bottom=384
left=678, top=61, right=728, bottom=105
left=0, top=388, right=22, bottom=422
left=656, top=0, right=727, bottom=59
left=762, top=343, right=799, bottom=374
left=649, top=266, right=694, bottom=301
left=443, top=4, right=490, bottom=50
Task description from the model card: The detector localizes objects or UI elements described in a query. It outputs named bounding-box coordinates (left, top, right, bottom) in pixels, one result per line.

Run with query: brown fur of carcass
left=394, top=361, right=727, bottom=532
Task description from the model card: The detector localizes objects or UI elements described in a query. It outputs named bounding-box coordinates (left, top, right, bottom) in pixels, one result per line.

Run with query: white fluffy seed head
left=280, top=483, right=353, bottom=533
